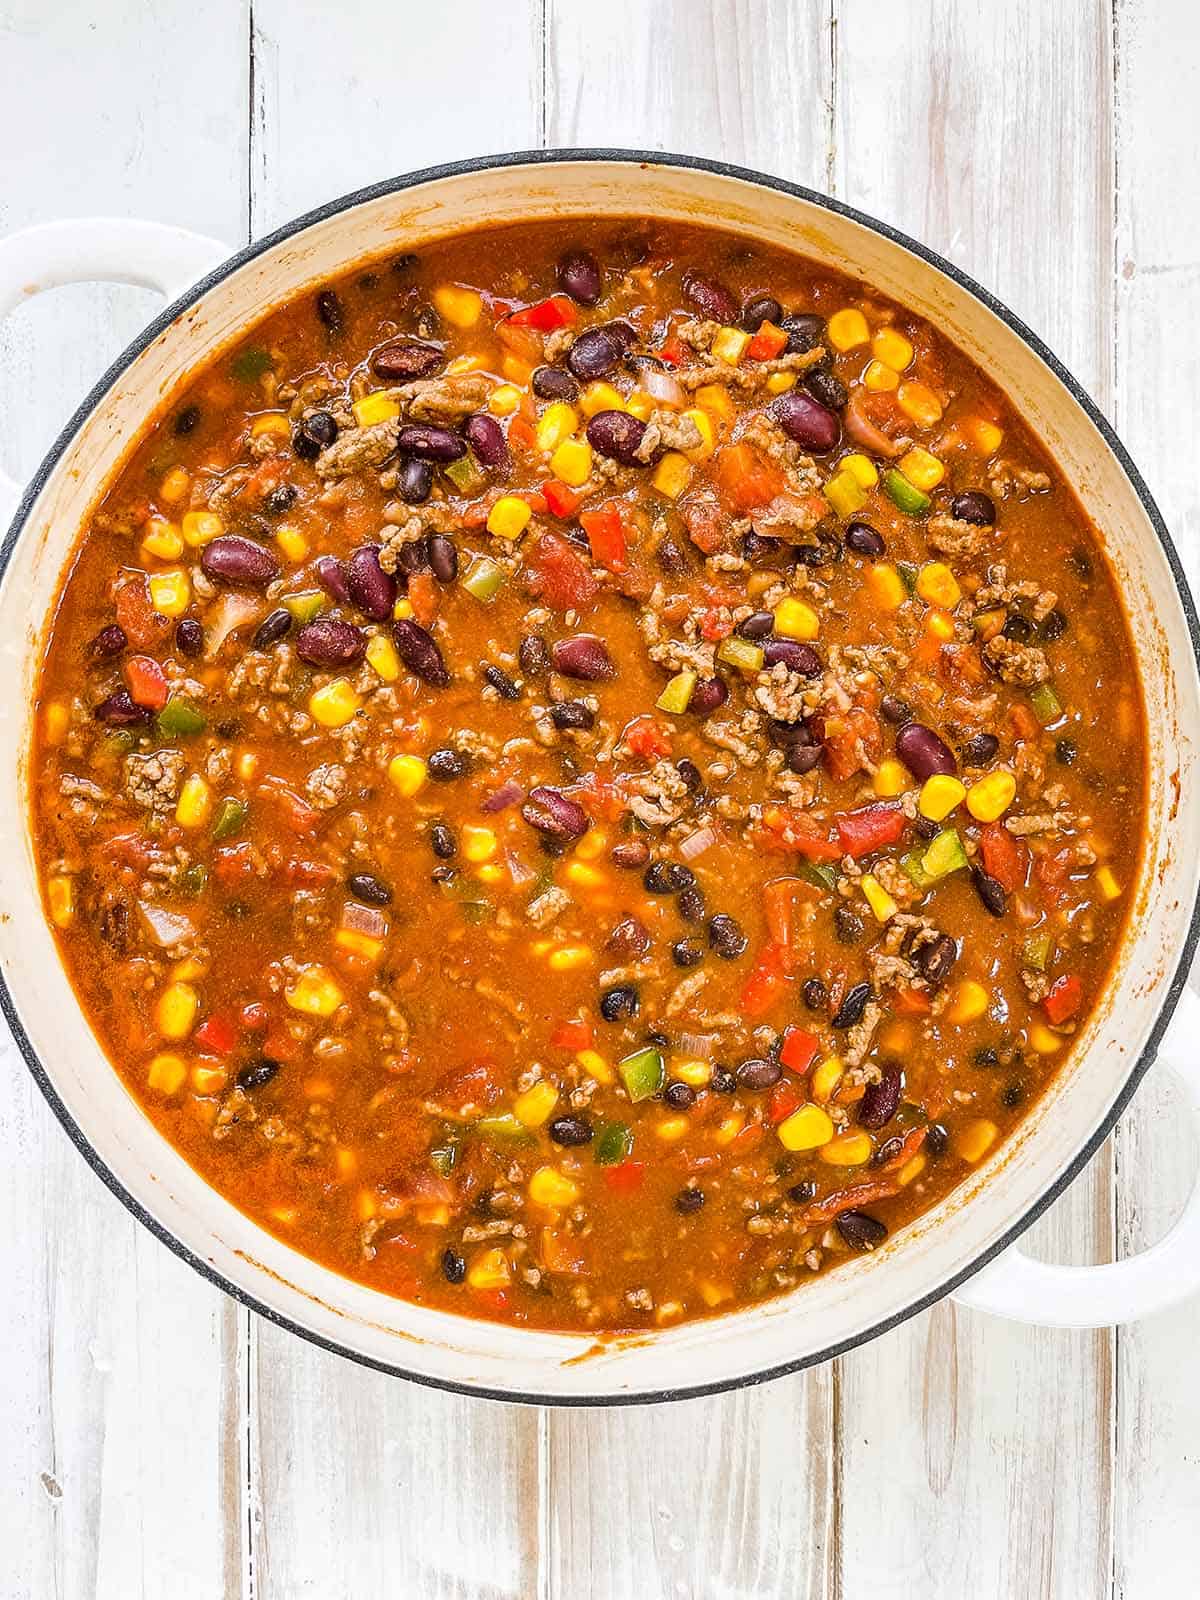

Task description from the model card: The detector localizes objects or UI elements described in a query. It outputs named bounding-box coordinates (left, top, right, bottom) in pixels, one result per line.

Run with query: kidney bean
left=371, top=337, right=443, bottom=380
left=836, top=1211, right=888, bottom=1250
left=879, top=694, right=911, bottom=724
left=950, top=489, right=995, bottom=526
left=804, top=365, right=849, bottom=411
left=95, top=688, right=151, bottom=725
left=252, top=608, right=292, bottom=650
left=741, top=293, right=783, bottom=331
left=549, top=1115, right=594, bottom=1147
left=688, top=675, right=729, bottom=716
left=972, top=865, right=1008, bottom=917
left=552, top=633, right=614, bottom=680
left=832, top=981, right=872, bottom=1029
left=343, top=545, right=395, bottom=621
left=395, top=423, right=465, bottom=462
left=587, top=410, right=649, bottom=465
left=427, top=533, right=458, bottom=584
left=917, top=932, right=959, bottom=985
left=858, top=1064, right=903, bottom=1129
left=91, top=623, right=127, bottom=657
left=780, top=312, right=825, bottom=353
left=522, top=785, right=591, bottom=841
left=532, top=365, right=580, bottom=402
left=960, top=731, right=999, bottom=766
left=845, top=521, right=886, bottom=557
left=681, top=269, right=737, bottom=324
left=295, top=618, right=366, bottom=667
left=550, top=699, right=595, bottom=730
left=771, top=389, right=841, bottom=453
left=567, top=327, right=625, bottom=382
left=763, top=638, right=822, bottom=675
left=465, top=412, right=510, bottom=470
left=557, top=248, right=602, bottom=305
left=604, top=843, right=647, bottom=876
left=737, top=610, right=775, bottom=640
left=315, top=290, right=342, bottom=331
left=393, top=617, right=450, bottom=685
left=895, top=722, right=957, bottom=780
left=397, top=456, right=433, bottom=504
left=313, top=554, right=349, bottom=604
left=348, top=872, right=392, bottom=905
left=201, top=535, right=280, bottom=588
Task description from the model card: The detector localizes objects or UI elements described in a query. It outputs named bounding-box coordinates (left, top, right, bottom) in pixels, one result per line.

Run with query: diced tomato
left=280, top=856, right=335, bottom=886
left=759, top=808, right=841, bottom=861
left=507, top=415, right=538, bottom=454
left=698, top=606, right=734, bottom=641
left=473, top=1289, right=511, bottom=1316
left=213, top=843, right=257, bottom=885
left=658, top=333, right=688, bottom=367
left=731, top=1121, right=765, bottom=1154
left=261, top=1027, right=298, bottom=1062
left=800, top=1179, right=900, bottom=1226
left=747, top=321, right=788, bottom=361
left=622, top=715, right=672, bottom=761
left=819, top=705, right=883, bottom=781
left=114, top=573, right=172, bottom=650
left=1008, top=703, right=1040, bottom=743
left=542, top=479, right=583, bottom=519
left=979, top=821, right=1026, bottom=891
left=541, top=1226, right=590, bottom=1275
left=715, top=442, right=788, bottom=513
left=893, top=987, right=933, bottom=1016
left=580, top=505, right=628, bottom=573
left=767, top=1079, right=805, bottom=1125
left=738, top=942, right=790, bottom=1020
left=193, top=1013, right=237, bottom=1055
left=778, top=1025, right=820, bottom=1075
left=101, top=828, right=153, bottom=870
left=679, top=498, right=724, bottom=556
left=835, top=803, right=906, bottom=858
left=603, top=1160, right=646, bottom=1195
left=522, top=531, right=599, bottom=611
left=407, top=570, right=438, bottom=627
left=123, top=654, right=169, bottom=712
left=763, top=877, right=810, bottom=966
left=1043, top=973, right=1082, bottom=1024
left=433, top=1058, right=505, bottom=1114
left=259, top=779, right=319, bottom=834
left=240, top=1002, right=270, bottom=1031
left=507, top=294, right=578, bottom=332
left=878, top=1126, right=927, bottom=1171
left=551, top=1018, right=593, bottom=1052
left=1035, top=845, right=1076, bottom=909
left=495, top=320, right=543, bottom=366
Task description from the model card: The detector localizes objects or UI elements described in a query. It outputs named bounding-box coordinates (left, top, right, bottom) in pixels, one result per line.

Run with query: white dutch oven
left=3, top=153, right=1200, bottom=1404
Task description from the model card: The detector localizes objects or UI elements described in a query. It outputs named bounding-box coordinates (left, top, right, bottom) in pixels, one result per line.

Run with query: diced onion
left=678, top=825, right=717, bottom=861
left=640, top=367, right=686, bottom=409
left=203, top=592, right=262, bottom=658
left=341, top=901, right=388, bottom=938
left=137, top=902, right=195, bottom=948
left=505, top=851, right=536, bottom=887
left=676, top=1030, right=719, bottom=1060
left=481, top=779, right=525, bottom=814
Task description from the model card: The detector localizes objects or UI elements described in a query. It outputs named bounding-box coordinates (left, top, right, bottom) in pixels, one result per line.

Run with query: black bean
left=605, top=916, right=652, bottom=963
left=676, top=758, right=703, bottom=794
left=834, top=906, right=863, bottom=946
left=895, top=722, right=957, bottom=780
left=675, top=1186, right=706, bottom=1213
left=804, top=365, right=849, bottom=411
left=549, top=699, right=594, bottom=731
left=858, top=1064, right=903, bottom=1129
left=832, top=982, right=872, bottom=1029
left=643, top=862, right=677, bottom=894
left=265, top=484, right=298, bottom=516
left=567, top=327, right=625, bottom=382
left=519, top=634, right=550, bottom=678
left=771, top=719, right=824, bottom=775
left=924, top=1122, right=949, bottom=1156
left=738, top=610, right=775, bottom=640
left=91, top=623, right=128, bottom=657
left=428, top=747, right=468, bottom=783
left=677, top=885, right=706, bottom=923
left=237, top=1057, right=280, bottom=1091
left=672, top=938, right=704, bottom=968
left=372, top=337, right=444, bottom=380
left=441, top=1249, right=467, bottom=1285
left=780, top=313, right=825, bottom=353
left=429, top=822, right=457, bottom=859
left=845, top=521, right=886, bottom=557
left=549, top=1115, right=594, bottom=1147
left=770, top=389, right=840, bottom=453
left=395, top=423, right=465, bottom=463
left=665, top=1081, right=697, bottom=1110
left=431, top=865, right=457, bottom=886
left=295, top=618, right=366, bottom=668
left=171, top=618, right=202, bottom=658
left=348, top=872, right=392, bottom=906
left=315, top=290, right=342, bottom=331
left=552, top=633, right=614, bottom=680
left=710, top=1067, right=737, bottom=1094
left=708, top=914, right=747, bottom=960
left=1002, top=1081, right=1026, bottom=1109
left=306, top=409, right=339, bottom=448
left=792, top=540, right=836, bottom=567
left=465, top=412, right=510, bottom=470
left=974, top=1046, right=1000, bottom=1067
left=291, top=420, right=323, bottom=461
left=1067, top=547, right=1093, bottom=582
left=174, top=404, right=201, bottom=435
left=667, top=863, right=695, bottom=890
left=600, top=985, right=640, bottom=1022
left=1039, top=609, right=1068, bottom=642
left=880, top=694, right=911, bottom=725
left=522, top=785, right=591, bottom=841
left=741, top=293, right=783, bottom=331
left=916, top=932, right=958, bottom=985
left=836, top=1211, right=888, bottom=1251
left=737, top=1057, right=783, bottom=1091
left=803, top=977, right=828, bottom=1012
left=587, top=409, right=649, bottom=465
left=788, top=1180, right=817, bottom=1203
left=396, top=456, right=433, bottom=505
left=252, top=608, right=292, bottom=650
left=949, top=490, right=995, bottom=526
left=762, top=638, right=822, bottom=675
left=681, top=269, right=737, bottom=323
left=972, top=865, right=1007, bottom=917
left=688, top=676, right=729, bottom=716
left=1055, top=737, right=1078, bottom=765
left=532, top=365, right=580, bottom=402
left=94, top=688, right=151, bottom=726
left=1003, top=612, right=1035, bottom=643
left=961, top=732, right=999, bottom=766
left=913, top=815, right=941, bottom=841
left=200, top=535, right=280, bottom=588
left=557, top=248, right=603, bottom=305
left=742, top=529, right=791, bottom=566
left=393, top=618, right=450, bottom=686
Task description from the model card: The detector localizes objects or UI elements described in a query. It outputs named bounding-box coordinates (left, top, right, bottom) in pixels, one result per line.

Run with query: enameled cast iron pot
left=3, top=152, right=1200, bottom=1405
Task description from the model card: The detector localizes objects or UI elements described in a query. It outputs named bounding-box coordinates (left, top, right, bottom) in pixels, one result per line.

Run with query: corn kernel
left=580, top=381, right=625, bottom=417
left=387, top=753, right=427, bottom=798
left=514, top=1081, right=558, bottom=1128
left=926, top=608, right=956, bottom=642
left=694, top=383, right=735, bottom=421
left=563, top=860, right=606, bottom=891
left=865, top=563, right=907, bottom=611
left=43, top=703, right=70, bottom=745
left=773, top=597, right=820, bottom=641
left=192, top=1064, right=227, bottom=1096
left=250, top=412, right=290, bottom=440
left=393, top=597, right=414, bottom=621
left=918, top=774, right=967, bottom=822
left=765, top=371, right=797, bottom=393
left=156, top=981, right=198, bottom=1040
left=547, top=944, right=593, bottom=973
left=334, top=928, right=384, bottom=962
left=335, top=1147, right=357, bottom=1180
left=148, top=569, right=191, bottom=617
left=275, top=523, right=308, bottom=562
left=1095, top=865, right=1122, bottom=901
left=141, top=518, right=184, bottom=561
left=476, top=863, right=503, bottom=885
left=967, top=417, right=1005, bottom=455
left=159, top=466, right=191, bottom=504
left=502, top=354, right=533, bottom=386
left=356, top=1189, right=378, bottom=1222
left=182, top=510, right=223, bottom=547
left=777, top=1102, right=834, bottom=1152
left=872, top=327, right=914, bottom=372
left=487, top=495, right=533, bottom=540
left=576, top=1048, right=614, bottom=1085
left=536, top=402, right=578, bottom=453
left=916, top=561, right=961, bottom=609
left=175, top=773, right=212, bottom=829
left=529, top=1166, right=580, bottom=1207
left=966, top=769, right=1017, bottom=823
left=286, top=965, right=344, bottom=1017
left=898, top=1153, right=927, bottom=1186
left=873, top=759, right=909, bottom=798
left=861, top=873, right=898, bottom=923
left=656, top=1116, right=690, bottom=1142
left=712, top=326, right=751, bottom=366
left=828, top=308, right=870, bottom=351
left=897, top=382, right=944, bottom=428
left=863, top=359, right=899, bottom=393
left=47, top=875, right=74, bottom=927
left=462, top=824, right=498, bottom=864
left=147, top=1052, right=188, bottom=1095
left=954, top=1118, right=999, bottom=1163
left=467, top=1247, right=511, bottom=1289
left=712, top=1113, right=745, bottom=1146
left=172, top=953, right=209, bottom=982
left=549, top=437, right=592, bottom=486
left=682, top=407, right=716, bottom=462
left=823, top=470, right=867, bottom=520
left=351, top=392, right=401, bottom=429
left=624, top=391, right=655, bottom=422
left=821, top=1132, right=873, bottom=1166
left=488, top=383, right=522, bottom=416
left=898, top=447, right=945, bottom=492
left=811, top=1056, right=844, bottom=1102
left=574, top=829, right=607, bottom=861
left=308, top=678, right=362, bottom=728
left=445, top=353, right=486, bottom=376
left=672, top=1058, right=713, bottom=1088
left=1028, top=1022, right=1064, bottom=1055
left=365, top=633, right=400, bottom=682
left=948, top=979, right=989, bottom=1025
left=433, top=284, right=482, bottom=328
left=841, top=453, right=879, bottom=489
left=236, top=750, right=258, bottom=782
left=652, top=451, right=693, bottom=500
left=698, top=1279, right=733, bottom=1308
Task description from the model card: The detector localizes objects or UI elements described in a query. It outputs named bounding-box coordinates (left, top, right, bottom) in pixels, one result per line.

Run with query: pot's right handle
left=952, top=984, right=1200, bottom=1326
left=0, top=217, right=231, bottom=521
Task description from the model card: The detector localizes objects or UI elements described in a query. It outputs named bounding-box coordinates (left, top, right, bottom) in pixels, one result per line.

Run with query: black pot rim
left=3, top=146, right=1198, bottom=1408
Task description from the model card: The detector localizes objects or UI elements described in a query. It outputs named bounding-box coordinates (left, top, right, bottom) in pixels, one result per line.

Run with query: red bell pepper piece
left=715, top=442, right=788, bottom=513
left=778, top=1025, right=820, bottom=1075
left=551, top=1018, right=593, bottom=1052
left=1043, top=973, right=1082, bottom=1024
left=603, top=1160, right=646, bottom=1195
left=123, top=654, right=169, bottom=712
left=835, top=803, right=906, bottom=859
left=507, top=294, right=577, bottom=332
left=759, top=809, right=842, bottom=861
left=698, top=607, right=734, bottom=641
left=193, top=1013, right=237, bottom=1056
left=892, top=987, right=933, bottom=1015
left=979, top=821, right=1025, bottom=892
left=659, top=333, right=688, bottom=367
left=738, top=942, right=790, bottom=1020
left=407, top=570, right=438, bottom=627
left=747, top=321, right=789, bottom=360
left=768, top=1080, right=805, bottom=1126
left=507, top=415, right=538, bottom=454
left=213, top=843, right=257, bottom=885
left=542, top=479, right=583, bottom=519
left=580, top=505, right=628, bottom=572
left=622, top=716, right=672, bottom=761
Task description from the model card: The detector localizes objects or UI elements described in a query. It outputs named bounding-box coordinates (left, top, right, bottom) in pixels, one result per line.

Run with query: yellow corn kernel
left=147, top=1052, right=188, bottom=1095
left=656, top=1116, right=690, bottom=1143
left=141, top=518, right=184, bottom=561
left=918, top=774, right=967, bottom=822
left=712, top=1113, right=745, bottom=1147
left=811, top=1056, right=845, bottom=1103
left=181, top=510, right=223, bottom=547
left=236, top=750, right=259, bottom=782
left=393, top=597, right=414, bottom=621
left=148, top=569, right=191, bottom=617
left=275, top=523, right=308, bottom=562
left=536, top=402, right=579, bottom=453
left=43, top=702, right=70, bottom=745
left=250, top=412, right=290, bottom=440
left=365, top=633, right=400, bottom=682
left=672, top=1058, right=713, bottom=1089
left=712, top=326, right=750, bottom=366
left=172, top=953, right=209, bottom=982
left=549, top=437, right=592, bottom=487
left=682, top=407, right=716, bottom=462
left=387, top=753, right=427, bottom=798
left=433, top=284, right=482, bottom=328
left=897, top=382, right=944, bottom=428
left=861, top=873, right=898, bottom=923
left=333, top=928, right=384, bottom=962
left=772, top=597, right=820, bottom=641
left=576, top=1048, right=614, bottom=1086
left=898, top=1153, right=927, bottom=1186
left=462, top=824, right=498, bottom=864
left=865, top=563, right=907, bottom=611
left=1028, top=1021, right=1064, bottom=1055
left=335, top=1146, right=357, bottom=1180
left=563, top=860, right=606, bottom=892
left=308, top=678, right=362, bottom=728
left=529, top=1166, right=580, bottom=1208
left=476, top=863, right=503, bottom=885
left=898, top=446, right=945, bottom=492
left=156, top=981, right=198, bottom=1041
left=286, top=965, right=344, bottom=1017
left=967, top=417, right=1004, bottom=455
left=828, top=308, right=870, bottom=351
left=192, top=1064, right=228, bottom=1096
left=356, top=1189, right=379, bottom=1222
left=579, top=381, right=625, bottom=417
left=624, top=390, right=655, bottom=422
left=873, top=758, right=909, bottom=798
left=954, top=1118, right=999, bottom=1163
left=777, top=1102, right=835, bottom=1152
left=948, top=979, right=989, bottom=1025
left=872, top=327, right=914, bottom=372
left=47, top=875, right=74, bottom=928
left=547, top=944, right=593, bottom=973
left=488, top=383, right=522, bottom=416
left=445, top=353, right=486, bottom=376
left=159, top=465, right=191, bottom=505
left=765, top=371, right=797, bottom=393
left=966, top=769, right=1017, bottom=823
left=467, top=1247, right=511, bottom=1289
left=487, top=495, right=533, bottom=540
left=651, top=451, right=693, bottom=500
left=573, top=829, right=607, bottom=861
left=502, top=354, right=534, bottom=386
left=1095, top=865, right=1122, bottom=901
left=352, top=392, right=401, bottom=429
left=916, top=561, right=961, bottom=609
left=926, top=607, right=956, bottom=642
left=879, top=1021, right=913, bottom=1055
left=694, top=383, right=735, bottom=421
left=513, top=1081, right=558, bottom=1128
left=841, top=453, right=879, bottom=489
left=698, top=1279, right=733, bottom=1308
left=175, top=773, right=212, bottom=829
left=821, top=1132, right=873, bottom=1166
left=863, top=359, right=899, bottom=393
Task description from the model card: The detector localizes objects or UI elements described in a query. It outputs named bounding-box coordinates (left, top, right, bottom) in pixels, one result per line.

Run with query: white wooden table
left=2, top=3, right=1198, bottom=1595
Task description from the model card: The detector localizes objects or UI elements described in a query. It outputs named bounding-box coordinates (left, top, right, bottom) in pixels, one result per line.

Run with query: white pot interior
left=2, top=157, right=1197, bottom=1399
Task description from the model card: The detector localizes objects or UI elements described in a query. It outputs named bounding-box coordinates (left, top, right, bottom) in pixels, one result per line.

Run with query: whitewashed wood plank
left=245, top=7, right=546, bottom=1598
left=542, top=6, right=840, bottom=1598
left=0, top=4, right=250, bottom=1597
left=1112, top=3, right=1200, bottom=1593
left=834, top=5, right=1118, bottom=1597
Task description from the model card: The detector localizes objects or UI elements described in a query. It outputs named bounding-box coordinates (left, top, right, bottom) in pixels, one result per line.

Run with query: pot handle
left=0, top=217, right=230, bottom=520
left=952, top=983, right=1200, bottom=1326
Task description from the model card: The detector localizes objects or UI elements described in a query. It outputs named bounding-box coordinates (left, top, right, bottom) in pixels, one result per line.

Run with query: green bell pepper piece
left=156, top=695, right=206, bottom=737
left=1022, top=931, right=1054, bottom=972
left=594, top=1122, right=634, bottom=1166
left=883, top=469, right=931, bottom=516
left=180, top=863, right=208, bottom=897
left=443, top=452, right=486, bottom=495
left=896, top=560, right=919, bottom=594
left=282, top=589, right=325, bottom=623
left=462, top=556, right=507, bottom=603
left=901, top=847, right=936, bottom=890
left=716, top=636, right=765, bottom=674
left=920, top=828, right=969, bottom=880
left=1029, top=681, right=1063, bottom=725
left=798, top=861, right=838, bottom=892
left=231, top=347, right=273, bottom=382
left=476, top=1113, right=532, bottom=1144
left=211, top=796, right=248, bottom=840
left=618, top=1046, right=664, bottom=1103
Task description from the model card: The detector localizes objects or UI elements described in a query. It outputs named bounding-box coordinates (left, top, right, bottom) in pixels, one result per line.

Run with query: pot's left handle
left=0, top=218, right=231, bottom=520
left=952, top=983, right=1200, bottom=1326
